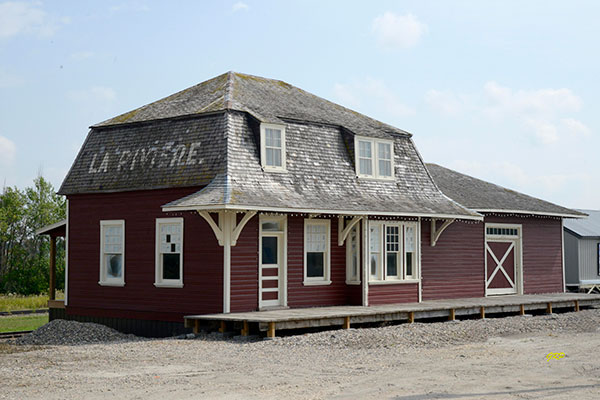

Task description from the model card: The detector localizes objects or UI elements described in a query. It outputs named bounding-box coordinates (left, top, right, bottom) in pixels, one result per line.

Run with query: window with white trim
left=346, top=225, right=360, bottom=284
left=99, top=220, right=125, bottom=286
left=369, top=221, right=419, bottom=282
left=260, top=123, right=286, bottom=171
left=155, top=218, right=184, bottom=288
left=304, top=219, right=331, bottom=285
left=355, top=136, right=394, bottom=179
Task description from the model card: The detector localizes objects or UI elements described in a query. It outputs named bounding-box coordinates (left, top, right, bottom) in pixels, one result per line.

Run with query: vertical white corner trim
left=65, top=199, right=69, bottom=306
left=362, top=216, right=369, bottom=306
left=561, top=218, right=566, bottom=293
left=222, top=212, right=233, bottom=314
left=418, top=217, right=422, bottom=303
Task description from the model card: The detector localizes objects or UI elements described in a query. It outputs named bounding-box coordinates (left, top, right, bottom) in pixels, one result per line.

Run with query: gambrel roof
left=59, top=72, right=480, bottom=219
left=426, top=163, right=584, bottom=218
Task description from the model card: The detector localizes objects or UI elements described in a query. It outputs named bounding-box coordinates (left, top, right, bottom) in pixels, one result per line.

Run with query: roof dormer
left=354, top=135, right=394, bottom=180
left=260, top=123, right=287, bottom=172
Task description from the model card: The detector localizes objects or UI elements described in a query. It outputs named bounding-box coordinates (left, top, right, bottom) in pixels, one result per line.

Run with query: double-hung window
left=260, top=123, right=286, bottom=171
left=355, top=136, right=394, bottom=179
left=99, top=220, right=125, bottom=286
left=369, top=221, right=419, bottom=282
left=155, top=218, right=184, bottom=288
left=304, top=219, right=331, bottom=285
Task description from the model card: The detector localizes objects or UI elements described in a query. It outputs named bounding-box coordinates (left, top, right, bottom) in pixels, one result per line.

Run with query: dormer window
left=260, top=123, right=286, bottom=171
left=355, top=136, right=394, bottom=179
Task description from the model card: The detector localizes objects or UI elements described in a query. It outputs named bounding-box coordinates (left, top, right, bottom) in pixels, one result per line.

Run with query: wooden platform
left=185, top=293, right=600, bottom=337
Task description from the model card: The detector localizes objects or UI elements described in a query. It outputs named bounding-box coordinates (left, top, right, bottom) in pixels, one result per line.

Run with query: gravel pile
left=15, top=319, right=140, bottom=346
left=266, top=308, right=600, bottom=350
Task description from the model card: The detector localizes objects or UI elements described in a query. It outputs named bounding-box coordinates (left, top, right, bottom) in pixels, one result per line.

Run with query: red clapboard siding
left=230, top=214, right=259, bottom=312
left=485, top=215, right=563, bottom=294
left=67, top=187, right=224, bottom=321
left=421, top=220, right=485, bottom=301
left=368, top=283, right=418, bottom=305
left=287, top=216, right=349, bottom=308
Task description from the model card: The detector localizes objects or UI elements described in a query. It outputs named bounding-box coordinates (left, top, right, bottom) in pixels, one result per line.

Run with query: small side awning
left=36, top=220, right=67, bottom=238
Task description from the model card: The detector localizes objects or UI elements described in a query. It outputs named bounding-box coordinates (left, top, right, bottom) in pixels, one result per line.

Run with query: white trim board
left=163, top=203, right=483, bottom=221
left=477, top=209, right=584, bottom=219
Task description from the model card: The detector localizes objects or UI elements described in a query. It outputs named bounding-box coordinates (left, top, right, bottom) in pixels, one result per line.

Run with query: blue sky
left=0, top=1, right=598, bottom=209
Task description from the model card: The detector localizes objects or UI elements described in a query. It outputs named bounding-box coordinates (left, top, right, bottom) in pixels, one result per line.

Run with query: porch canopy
left=36, top=219, right=66, bottom=304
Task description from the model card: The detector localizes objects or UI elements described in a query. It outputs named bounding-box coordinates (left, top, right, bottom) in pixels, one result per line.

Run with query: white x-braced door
left=485, top=225, right=522, bottom=296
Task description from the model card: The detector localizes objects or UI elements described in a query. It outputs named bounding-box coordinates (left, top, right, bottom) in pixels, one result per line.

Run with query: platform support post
left=193, top=320, right=200, bottom=334
left=448, top=309, right=455, bottom=321
left=408, top=311, right=414, bottom=323
left=343, top=316, right=351, bottom=329
left=480, top=306, right=485, bottom=319
left=241, top=321, right=249, bottom=336
left=546, top=302, right=553, bottom=314
left=267, top=322, right=276, bottom=338
left=574, top=300, right=580, bottom=312
left=519, top=304, right=525, bottom=315
left=219, top=321, right=226, bottom=333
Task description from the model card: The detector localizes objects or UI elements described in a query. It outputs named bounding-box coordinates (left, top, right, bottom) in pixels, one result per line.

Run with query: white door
left=259, top=216, right=286, bottom=308
left=485, top=225, right=522, bottom=296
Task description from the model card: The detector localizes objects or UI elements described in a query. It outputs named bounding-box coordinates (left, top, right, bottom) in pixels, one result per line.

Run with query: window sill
left=154, top=282, right=184, bottom=288
left=303, top=280, right=332, bottom=286
left=261, top=166, right=287, bottom=173
left=345, top=280, right=361, bottom=285
left=369, top=279, right=419, bottom=285
left=355, top=175, right=395, bottom=181
left=98, top=281, right=125, bottom=287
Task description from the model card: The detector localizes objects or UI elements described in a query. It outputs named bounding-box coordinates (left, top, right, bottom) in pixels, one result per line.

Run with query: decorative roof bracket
left=338, top=215, right=362, bottom=246
left=198, top=210, right=257, bottom=247
left=431, top=218, right=455, bottom=247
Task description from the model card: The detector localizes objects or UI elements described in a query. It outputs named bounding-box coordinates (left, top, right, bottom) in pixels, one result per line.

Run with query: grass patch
left=0, top=314, right=48, bottom=333
left=0, top=292, right=64, bottom=312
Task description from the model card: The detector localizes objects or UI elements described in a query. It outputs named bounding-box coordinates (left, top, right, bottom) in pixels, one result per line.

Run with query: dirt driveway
left=2, top=312, right=600, bottom=399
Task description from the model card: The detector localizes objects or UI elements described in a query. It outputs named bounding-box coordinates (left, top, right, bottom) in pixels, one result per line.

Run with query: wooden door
left=485, top=238, right=520, bottom=295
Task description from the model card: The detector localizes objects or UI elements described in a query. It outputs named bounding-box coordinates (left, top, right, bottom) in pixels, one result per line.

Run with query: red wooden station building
left=50, top=72, right=586, bottom=336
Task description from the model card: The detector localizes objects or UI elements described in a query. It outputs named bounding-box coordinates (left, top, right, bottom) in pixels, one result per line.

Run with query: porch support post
left=223, top=212, right=233, bottom=314
left=361, top=216, right=369, bottom=307
left=49, top=236, right=56, bottom=301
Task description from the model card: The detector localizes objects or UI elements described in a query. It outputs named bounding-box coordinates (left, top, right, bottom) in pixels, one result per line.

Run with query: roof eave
left=162, top=203, right=483, bottom=221
left=476, top=209, right=587, bottom=219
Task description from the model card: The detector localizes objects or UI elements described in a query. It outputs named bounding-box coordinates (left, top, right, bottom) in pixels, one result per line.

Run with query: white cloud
left=333, top=77, right=415, bottom=118
left=232, top=1, right=249, bottom=12
left=427, top=82, right=587, bottom=145
left=483, top=81, right=582, bottom=118
left=424, top=90, right=469, bottom=116
left=525, top=118, right=559, bottom=144
left=0, top=1, right=69, bottom=38
left=67, top=86, right=117, bottom=103
left=372, top=12, right=427, bottom=50
left=560, top=118, right=590, bottom=137
left=0, top=135, right=16, bottom=166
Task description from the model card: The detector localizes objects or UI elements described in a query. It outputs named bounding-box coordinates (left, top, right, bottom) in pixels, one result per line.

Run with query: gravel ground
left=14, top=319, right=140, bottom=346
left=2, top=309, right=600, bottom=399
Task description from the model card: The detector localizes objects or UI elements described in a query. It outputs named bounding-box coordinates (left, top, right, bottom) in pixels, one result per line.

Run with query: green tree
left=0, top=176, right=66, bottom=294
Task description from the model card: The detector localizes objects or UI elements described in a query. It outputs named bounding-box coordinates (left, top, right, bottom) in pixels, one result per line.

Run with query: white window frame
left=354, top=136, right=395, bottom=179
left=303, top=219, right=331, bottom=286
left=368, top=220, right=420, bottom=284
left=99, top=220, right=125, bottom=287
left=154, top=217, right=184, bottom=288
left=260, top=123, right=287, bottom=172
left=346, top=224, right=361, bottom=285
